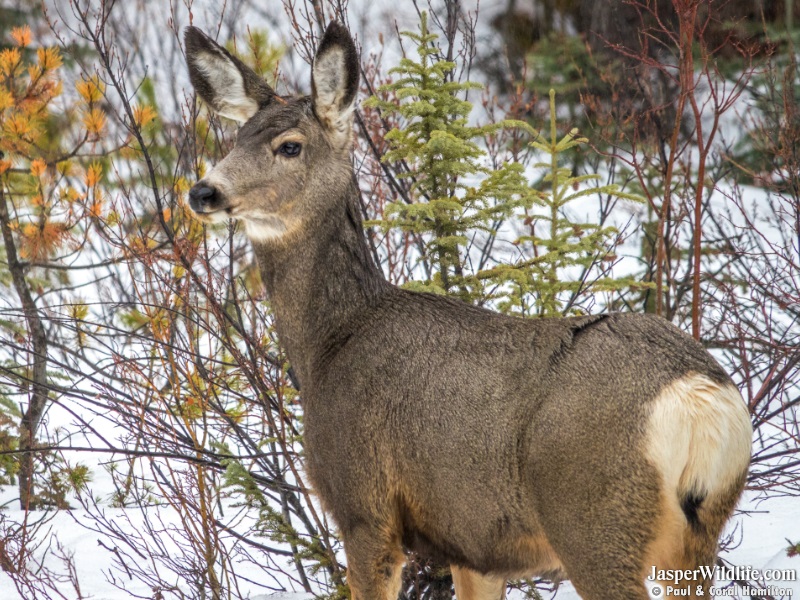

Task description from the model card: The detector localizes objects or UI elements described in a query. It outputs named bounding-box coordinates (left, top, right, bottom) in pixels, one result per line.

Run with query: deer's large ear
left=184, top=26, right=275, bottom=123
left=312, top=22, right=359, bottom=148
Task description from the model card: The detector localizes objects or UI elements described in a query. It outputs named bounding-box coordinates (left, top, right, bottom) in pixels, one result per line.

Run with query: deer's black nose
left=188, top=184, right=219, bottom=213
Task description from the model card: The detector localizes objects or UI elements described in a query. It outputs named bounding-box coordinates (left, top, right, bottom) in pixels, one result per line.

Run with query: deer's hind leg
left=341, top=521, right=405, bottom=600
left=553, top=533, right=654, bottom=600
left=533, top=461, right=662, bottom=600
left=547, top=503, right=657, bottom=599
left=451, top=566, right=506, bottom=600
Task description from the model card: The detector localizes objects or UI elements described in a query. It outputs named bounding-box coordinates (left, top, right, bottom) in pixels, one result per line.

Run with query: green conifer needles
left=367, top=14, right=644, bottom=316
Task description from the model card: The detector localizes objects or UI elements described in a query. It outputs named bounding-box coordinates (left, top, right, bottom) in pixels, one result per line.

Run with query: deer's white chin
left=244, top=217, right=288, bottom=242
left=191, top=209, right=230, bottom=224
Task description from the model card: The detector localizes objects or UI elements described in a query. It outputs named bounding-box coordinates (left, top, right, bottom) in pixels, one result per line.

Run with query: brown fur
left=451, top=567, right=506, bottom=600
left=183, top=21, right=753, bottom=600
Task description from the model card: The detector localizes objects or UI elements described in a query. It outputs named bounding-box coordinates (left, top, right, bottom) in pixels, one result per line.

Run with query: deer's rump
left=303, top=290, right=742, bottom=575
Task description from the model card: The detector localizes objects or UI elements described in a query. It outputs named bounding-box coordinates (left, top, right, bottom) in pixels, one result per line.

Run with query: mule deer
left=184, top=22, right=752, bottom=600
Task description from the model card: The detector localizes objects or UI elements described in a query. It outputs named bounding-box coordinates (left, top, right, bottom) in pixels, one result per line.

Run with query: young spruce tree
left=368, top=13, right=643, bottom=317
left=364, top=12, right=536, bottom=302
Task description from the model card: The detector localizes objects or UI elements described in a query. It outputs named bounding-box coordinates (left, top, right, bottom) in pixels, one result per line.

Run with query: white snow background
left=1, top=0, right=798, bottom=598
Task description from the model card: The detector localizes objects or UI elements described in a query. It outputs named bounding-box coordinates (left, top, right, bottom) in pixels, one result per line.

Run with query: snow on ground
left=3, top=2, right=797, bottom=600
left=1, top=486, right=798, bottom=599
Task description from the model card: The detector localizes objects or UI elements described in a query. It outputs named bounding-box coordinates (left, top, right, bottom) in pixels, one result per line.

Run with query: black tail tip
left=681, top=491, right=706, bottom=530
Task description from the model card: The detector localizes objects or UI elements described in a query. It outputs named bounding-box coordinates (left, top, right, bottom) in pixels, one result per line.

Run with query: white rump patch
left=194, top=54, right=259, bottom=123
left=646, top=373, right=752, bottom=500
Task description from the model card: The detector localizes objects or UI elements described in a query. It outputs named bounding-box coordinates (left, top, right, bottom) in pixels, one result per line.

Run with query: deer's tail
left=645, top=374, right=751, bottom=595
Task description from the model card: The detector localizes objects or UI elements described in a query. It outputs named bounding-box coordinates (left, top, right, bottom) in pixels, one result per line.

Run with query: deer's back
left=302, top=288, right=730, bottom=572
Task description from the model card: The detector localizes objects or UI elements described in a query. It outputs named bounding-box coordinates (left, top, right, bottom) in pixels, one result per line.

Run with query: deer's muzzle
left=188, top=184, right=222, bottom=215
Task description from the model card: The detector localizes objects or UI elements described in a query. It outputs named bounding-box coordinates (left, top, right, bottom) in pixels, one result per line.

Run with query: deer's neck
left=251, top=180, right=387, bottom=387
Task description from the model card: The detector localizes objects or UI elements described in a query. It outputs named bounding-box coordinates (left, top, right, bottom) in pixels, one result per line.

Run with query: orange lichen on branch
left=133, top=104, right=157, bottom=127
left=10, top=26, right=32, bottom=48
left=89, top=200, right=104, bottom=219
left=76, top=75, right=105, bottom=104
left=61, top=186, right=82, bottom=204
left=0, top=30, right=82, bottom=271
left=85, top=181, right=104, bottom=217
left=83, top=107, right=106, bottom=135
left=1, top=37, right=63, bottom=158
left=19, top=220, right=72, bottom=261
left=0, top=48, right=22, bottom=77
left=0, top=87, right=12, bottom=111
left=4, top=111, right=37, bottom=140
left=30, top=158, right=47, bottom=178
left=85, top=162, right=103, bottom=188
left=75, top=74, right=106, bottom=139
left=36, top=47, right=62, bottom=72
left=26, top=78, right=61, bottom=107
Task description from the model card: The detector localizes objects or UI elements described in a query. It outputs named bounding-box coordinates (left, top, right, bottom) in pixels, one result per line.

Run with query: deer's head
left=184, top=22, right=359, bottom=242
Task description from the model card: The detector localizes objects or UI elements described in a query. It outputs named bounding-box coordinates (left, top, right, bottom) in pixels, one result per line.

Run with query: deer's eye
left=278, top=142, right=302, bottom=157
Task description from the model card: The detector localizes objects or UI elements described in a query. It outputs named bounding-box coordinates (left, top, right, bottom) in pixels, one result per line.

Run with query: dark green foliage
left=526, top=31, right=616, bottom=114
left=730, top=32, right=800, bottom=193
left=368, top=14, right=644, bottom=316
left=220, top=456, right=339, bottom=587
left=0, top=385, right=20, bottom=487
left=365, top=13, right=535, bottom=301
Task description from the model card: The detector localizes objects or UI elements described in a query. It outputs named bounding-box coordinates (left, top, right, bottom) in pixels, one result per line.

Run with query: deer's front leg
left=342, top=524, right=405, bottom=600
